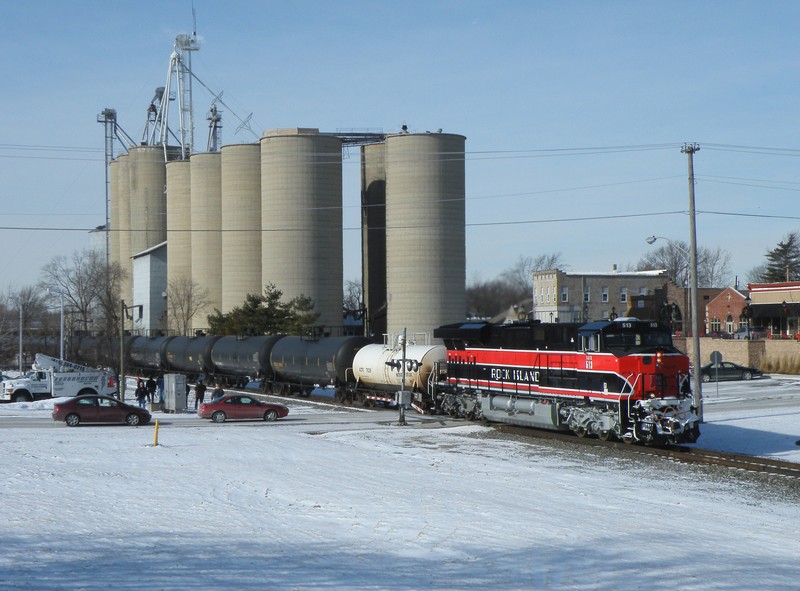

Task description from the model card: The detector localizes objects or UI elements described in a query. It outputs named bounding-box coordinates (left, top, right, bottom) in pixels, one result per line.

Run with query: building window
left=560, top=287, right=568, bottom=303
left=639, top=286, right=647, bottom=295
left=710, top=318, right=721, bottom=333
left=583, top=288, right=590, bottom=303
left=601, top=287, right=609, bottom=303
left=620, top=287, right=627, bottom=303
left=637, top=300, right=645, bottom=308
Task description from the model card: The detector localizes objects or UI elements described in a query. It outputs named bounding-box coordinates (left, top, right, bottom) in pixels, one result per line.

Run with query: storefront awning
left=750, top=303, right=788, bottom=319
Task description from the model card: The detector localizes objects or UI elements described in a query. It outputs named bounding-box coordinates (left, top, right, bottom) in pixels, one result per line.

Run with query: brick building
left=705, top=287, right=748, bottom=337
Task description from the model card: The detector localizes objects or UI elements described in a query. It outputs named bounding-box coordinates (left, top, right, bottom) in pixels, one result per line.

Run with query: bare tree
left=0, top=286, right=48, bottom=366
left=343, top=279, right=363, bottom=313
left=467, top=253, right=567, bottom=319
left=500, top=253, right=567, bottom=293
left=698, top=246, right=732, bottom=289
left=637, top=242, right=731, bottom=288
left=39, top=249, right=107, bottom=333
left=94, top=261, right=127, bottom=336
left=166, top=277, right=210, bottom=335
left=746, top=262, right=769, bottom=284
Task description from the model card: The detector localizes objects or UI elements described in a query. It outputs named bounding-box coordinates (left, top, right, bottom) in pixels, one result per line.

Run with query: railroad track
left=494, top=424, right=800, bottom=480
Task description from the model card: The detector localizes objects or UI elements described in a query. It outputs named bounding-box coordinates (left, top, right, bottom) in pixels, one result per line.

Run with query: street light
left=47, top=287, right=65, bottom=360
left=646, top=234, right=702, bottom=422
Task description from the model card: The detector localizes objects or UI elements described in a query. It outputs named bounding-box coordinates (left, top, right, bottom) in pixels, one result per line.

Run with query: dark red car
left=52, top=395, right=151, bottom=427
left=199, top=394, right=289, bottom=423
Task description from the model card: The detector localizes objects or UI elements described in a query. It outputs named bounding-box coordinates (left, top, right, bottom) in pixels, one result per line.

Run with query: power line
left=11, top=207, right=800, bottom=234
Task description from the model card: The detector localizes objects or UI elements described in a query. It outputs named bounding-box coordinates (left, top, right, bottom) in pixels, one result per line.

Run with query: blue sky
left=2, top=0, right=800, bottom=292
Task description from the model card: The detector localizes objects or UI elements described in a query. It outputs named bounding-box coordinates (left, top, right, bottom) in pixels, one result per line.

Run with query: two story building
left=531, top=266, right=668, bottom=324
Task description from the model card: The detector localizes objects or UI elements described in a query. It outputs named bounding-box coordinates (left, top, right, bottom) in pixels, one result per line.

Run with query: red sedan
left=199, top=394, right=289, bottom=423
left=52, top=395, right=151, bottom=427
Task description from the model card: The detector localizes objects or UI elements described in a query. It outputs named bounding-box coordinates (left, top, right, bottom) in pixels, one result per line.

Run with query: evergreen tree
left=207, top=283, right=319, bottom=336
left=764, top=232, right=800, bottom=282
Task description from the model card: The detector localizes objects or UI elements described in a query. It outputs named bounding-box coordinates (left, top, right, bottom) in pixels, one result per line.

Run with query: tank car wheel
left=211, top=411, right=227, bottom=423
left=264, top=410, right=279, bottom=422
left=65, top=413, right=81, bottom=427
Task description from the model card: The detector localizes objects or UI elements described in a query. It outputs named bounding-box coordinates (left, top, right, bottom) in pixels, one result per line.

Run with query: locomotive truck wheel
left=211, top=411, right=227, bottom=423
left=574, top=426, right=588, bottom=438
left=264, top=410, right=278, bottom=422
left=598, top=430, right=613, bottom=441
left=742, top=371, right=752, bottom=380
left=125, top=413, right=141, bottom=426
left=65, top=414, right=81, bottom=427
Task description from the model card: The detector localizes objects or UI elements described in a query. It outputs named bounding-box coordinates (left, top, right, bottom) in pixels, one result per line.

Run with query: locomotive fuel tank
left=352, top=344, right=446, bottom=393
left=270, top=336, right=372, bottom=386
left=164, top=335, right=221, bottom=376
left=128, top=336, right=175, bottom=372
left=210, top=335, right=284, bottom=378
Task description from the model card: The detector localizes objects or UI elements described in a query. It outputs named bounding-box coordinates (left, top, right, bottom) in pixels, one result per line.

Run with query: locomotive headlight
left=656, top=351, right=664, bottom=365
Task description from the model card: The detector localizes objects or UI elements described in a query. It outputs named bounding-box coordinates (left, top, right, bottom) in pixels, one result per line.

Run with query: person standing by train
left=135, top=380, right=148, bottom=408
left=145, top=376, right=157, bottom=404
left=194, top=379, right=207, bottom=410
left=211, top=382, right=225, bottom=402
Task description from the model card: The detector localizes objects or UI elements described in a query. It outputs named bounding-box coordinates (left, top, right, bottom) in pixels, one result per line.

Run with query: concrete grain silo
left=190, top=152, right=222, bottom=332
left=385, top=132, right=466, bottom=340
left=221, top=143, right=261, bottom=312
left=109, top=157, right=121, bottom=276
left=128, top=146, right=168, bottom=258
left=166, top=159, right=192, bottom=290
left=260, top=128, right=343, bottom=333
left=360, top=142, right=387, bottom=338
left=113, top=154, right=132, bottom=303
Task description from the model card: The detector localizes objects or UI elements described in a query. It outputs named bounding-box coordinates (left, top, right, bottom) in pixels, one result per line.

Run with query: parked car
left=198, top=394, right=289, bottom=423
left=733, top=327, right=768, bottom=340
left=699, top=362, right=763, bottom=383
left=52, top=395, right=151, bottom=426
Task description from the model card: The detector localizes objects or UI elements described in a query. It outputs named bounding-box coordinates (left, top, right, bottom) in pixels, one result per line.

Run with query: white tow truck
left=0, top=354, right=117, bottom=402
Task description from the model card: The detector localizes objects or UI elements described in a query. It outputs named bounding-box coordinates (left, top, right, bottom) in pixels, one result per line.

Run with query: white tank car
left=352, top=343, right=446, bottom=393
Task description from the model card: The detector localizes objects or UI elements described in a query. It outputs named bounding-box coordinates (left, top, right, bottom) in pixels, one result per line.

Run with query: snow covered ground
left=1, top=377, right=799, bottom=590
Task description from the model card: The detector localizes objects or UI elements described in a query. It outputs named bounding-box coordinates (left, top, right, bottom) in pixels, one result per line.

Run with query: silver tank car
left=352, top=343, right=446, bottom=394
left=269, top=336, right=372, bottom=393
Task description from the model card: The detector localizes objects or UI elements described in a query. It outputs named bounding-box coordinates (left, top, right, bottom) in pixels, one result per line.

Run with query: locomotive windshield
left=579, top=319, right=675, bottom=355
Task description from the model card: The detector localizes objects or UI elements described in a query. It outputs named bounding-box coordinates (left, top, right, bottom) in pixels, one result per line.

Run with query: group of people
left=193, top=380, right=225, bottom=409
left=134, top=375, right=224, bottom=410
left=134, top=375, right=163, bottom=408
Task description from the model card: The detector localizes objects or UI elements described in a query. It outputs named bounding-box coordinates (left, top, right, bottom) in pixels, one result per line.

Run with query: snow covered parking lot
left=1, top=382, right=799, bottom=590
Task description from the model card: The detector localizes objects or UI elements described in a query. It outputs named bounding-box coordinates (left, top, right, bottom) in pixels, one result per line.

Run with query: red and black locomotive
left=432, top=317, right=700, bottom=445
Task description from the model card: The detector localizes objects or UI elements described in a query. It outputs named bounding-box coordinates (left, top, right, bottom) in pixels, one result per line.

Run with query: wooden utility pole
left=682, top=143, right=703, bottom=422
